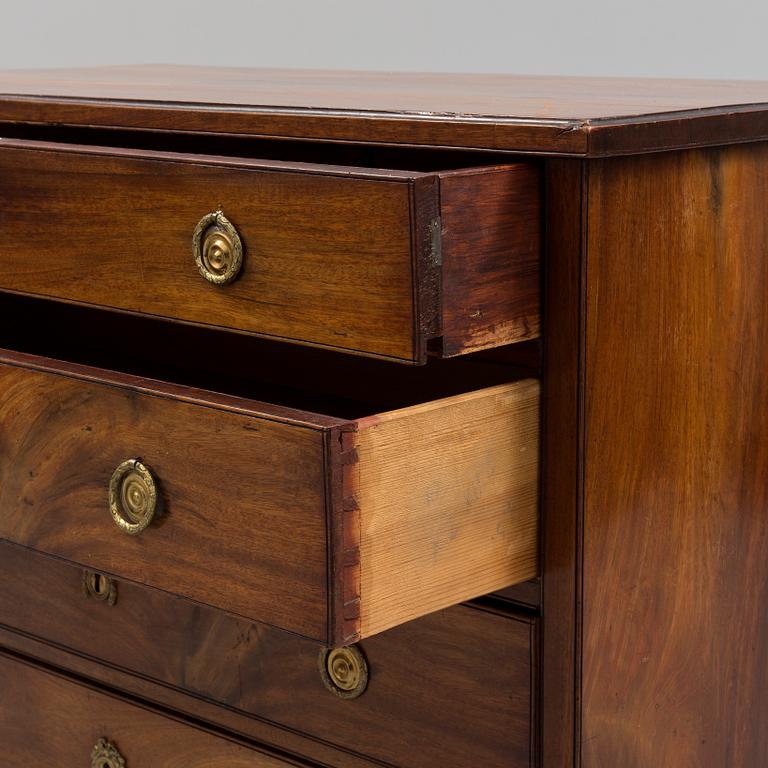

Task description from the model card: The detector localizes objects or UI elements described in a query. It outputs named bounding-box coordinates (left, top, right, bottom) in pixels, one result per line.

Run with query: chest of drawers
left=0, top=66, right=767, bottom=767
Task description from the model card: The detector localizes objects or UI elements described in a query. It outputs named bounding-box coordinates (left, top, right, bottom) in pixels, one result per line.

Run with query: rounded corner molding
left=192, top=210, right=244, bottom=285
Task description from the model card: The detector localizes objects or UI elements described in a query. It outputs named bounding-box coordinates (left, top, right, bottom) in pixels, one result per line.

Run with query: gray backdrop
left=3, top=0, right=767, bottom=80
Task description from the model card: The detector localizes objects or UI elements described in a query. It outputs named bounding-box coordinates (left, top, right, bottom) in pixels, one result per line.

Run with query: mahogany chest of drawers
left=0, top=66, right=767, bottom=767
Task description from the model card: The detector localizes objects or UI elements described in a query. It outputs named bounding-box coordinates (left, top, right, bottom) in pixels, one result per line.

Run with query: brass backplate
left=192, top=210, right=244, bottom=285
left=318, top=645, right=369, bottom=700
left=91, top=737, right=126, bottom=768
left=108, top=458, right=158, bottom=536
left=82, top=570, right=117, bottom=606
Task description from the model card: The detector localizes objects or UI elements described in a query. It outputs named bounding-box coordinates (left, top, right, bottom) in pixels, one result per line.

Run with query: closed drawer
left=0, top=348, right=538, bottom=645
left=0, top=138, right=540, bottom=363
left=0, top=542, right=536, bottom=768
left=0, top=651, right=306, bottom=767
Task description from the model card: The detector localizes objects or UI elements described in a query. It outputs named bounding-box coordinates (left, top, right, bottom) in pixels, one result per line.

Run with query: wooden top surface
left=1, top=65, right=767, bottom=155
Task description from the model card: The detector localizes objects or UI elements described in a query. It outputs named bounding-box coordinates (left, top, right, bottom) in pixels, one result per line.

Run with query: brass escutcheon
left=318, top=645, right=369, bottom=700
left=108, top=459, right=158, bottom=536
left=91, top=737, right=126, bottom=768
left=83, top=570, right=117, bottom=606
left=192, top=210, right=243, bottom=285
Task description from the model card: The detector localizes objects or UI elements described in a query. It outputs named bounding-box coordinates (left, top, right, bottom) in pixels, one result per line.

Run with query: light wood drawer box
left=0, top=348, right=539, bottom=646
left=0, top=138, right=540, bottom=363
left=0, top=651, right=307, bottom=767
left=0, top=541, right=536, bottom=768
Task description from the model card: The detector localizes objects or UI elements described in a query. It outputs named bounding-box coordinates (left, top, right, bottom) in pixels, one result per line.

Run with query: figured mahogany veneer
left=0, top=138, right=540, bottom=363
left=0, top=347, right=538, bottom=647
left=0, top=652, right=309, bottom=767
left=0, top=541, right=536, bottom=768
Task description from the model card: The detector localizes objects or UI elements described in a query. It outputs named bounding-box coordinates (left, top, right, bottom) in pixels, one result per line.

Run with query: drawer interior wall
left=0, top=292, right=539, bottom=419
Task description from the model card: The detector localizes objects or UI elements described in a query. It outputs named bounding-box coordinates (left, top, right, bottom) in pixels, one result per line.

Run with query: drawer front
left=0, top=354, right=332, bottom=641
left=0, top=139, right=540, bottom=362
left=0, top=652, right=301, bottom=767
left=0, top=350, right=539, bottom=645
left=0, top=542, right=535, bottom=768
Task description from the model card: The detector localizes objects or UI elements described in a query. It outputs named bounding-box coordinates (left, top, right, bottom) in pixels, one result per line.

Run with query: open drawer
left=0, top=346, right=539, bottom=646
left=0, top=136, right=540, bottom=363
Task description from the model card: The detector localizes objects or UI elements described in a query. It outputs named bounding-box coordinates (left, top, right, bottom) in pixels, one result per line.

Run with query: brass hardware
left=108, top=459, right=158, bottom=536
left=91, top=738, right=126, bottom=768
left=83, top=570, right=117, bottom=606
left=318, top=645, right=369, bottom=700
left=192, top=210, right=243, bottom=285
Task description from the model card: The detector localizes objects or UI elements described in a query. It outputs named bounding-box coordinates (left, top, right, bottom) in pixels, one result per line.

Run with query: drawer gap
left=1, top=292, right=538, bottom=420
left=0, top=121, right=525, bottom=172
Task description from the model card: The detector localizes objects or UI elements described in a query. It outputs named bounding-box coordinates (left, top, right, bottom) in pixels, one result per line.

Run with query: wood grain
left=0, top=349, right=539, bottom=646
left=0, top=652, right=301, bottom=767
left=0, top=140, right=539, bottom=362
left=5, top=65, right=767, bottom=119
left=582, top=144, right=768, bottom=766
left=0, top=291, right=539, bottom=420
left=2, top=65, right=768, bottom=153
left=0, top=139, right=421, bottom=362
left=0, top=629, right=378, bottom=768
left=352, top=380, right=540, bottom=639
left=439, top=164, right=542, bottom=355
left=539, top=159, right=587, bottom=768
left=0, top=542, right=536, bottom=768
left=0, top=359, right=330, bottom=640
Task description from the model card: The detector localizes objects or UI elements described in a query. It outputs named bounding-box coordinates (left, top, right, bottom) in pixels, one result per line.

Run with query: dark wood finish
left=0, top=652, right=307, bottom=767
left=585, top=107, right=768, bottom=157
left=493, top=578, right=541, bottom=610
left=0, top=291, right=540, bottom=419
left=0, top=138, right=539, bottom=363
left=4, top=66, right=768, bottom=154
left=439, top=165, right=541, bottom=355
left=0, top=139, right=421, bottom=362
left=0, top=352, right=332, bottom=641
left=0, top=626, right=379, bottom=768
left=6, top=68, right=768, bottom=768
left=581, top=143, right=768, bottom=765
left=539, top=159, right=586, bottom=768
left=0, top=96, right=585, bottom=154
left=0, top=347, right=538, bottom=647
left=0, top=542, right=536, bottom=768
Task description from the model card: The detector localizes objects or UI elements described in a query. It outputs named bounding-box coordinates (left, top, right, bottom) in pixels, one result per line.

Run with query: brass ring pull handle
left=108, top=459, right=158, bottom=536
left=192, top=210, right=244, bottom=285
left=91, top=738, right=126, bottom=768
left=318, top=645, right=369, bottom=700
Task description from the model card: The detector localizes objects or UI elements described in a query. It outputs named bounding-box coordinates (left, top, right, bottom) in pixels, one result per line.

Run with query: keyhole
left=93, top=574, right=103, bottom=594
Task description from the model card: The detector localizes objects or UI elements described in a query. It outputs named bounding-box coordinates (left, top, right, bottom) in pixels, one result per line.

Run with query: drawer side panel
left=439, top=164, right=542, bottom=356
left=354, top=379, right=540, bottom=639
